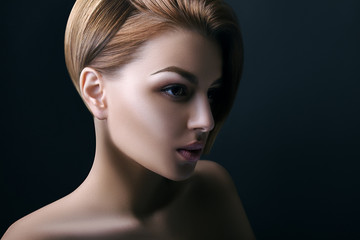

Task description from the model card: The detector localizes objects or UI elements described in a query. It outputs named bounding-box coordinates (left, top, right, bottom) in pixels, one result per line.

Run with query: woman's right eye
left=161, top=84, right=189, bottom=100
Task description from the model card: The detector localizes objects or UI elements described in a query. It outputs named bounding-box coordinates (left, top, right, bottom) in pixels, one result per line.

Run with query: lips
left=176, top=142, right=204, bottom=162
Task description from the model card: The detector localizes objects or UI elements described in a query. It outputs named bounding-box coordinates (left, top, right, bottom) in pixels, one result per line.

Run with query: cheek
left=106, top=86, right=188, bottom=156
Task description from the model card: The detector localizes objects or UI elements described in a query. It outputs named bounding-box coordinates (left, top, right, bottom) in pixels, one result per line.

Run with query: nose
left=187, top=93, right=215, bottom=132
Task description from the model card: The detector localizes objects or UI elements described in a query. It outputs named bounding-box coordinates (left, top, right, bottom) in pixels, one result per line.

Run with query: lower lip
left=176, top=149, right=202, bottom=162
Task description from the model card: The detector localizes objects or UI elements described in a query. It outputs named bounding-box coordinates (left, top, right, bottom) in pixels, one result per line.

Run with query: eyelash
left=161, top=84, right=189, bottom=100
left=207, top=88, right=218, bottom=103
left=161, top=84, right=221, bottom=103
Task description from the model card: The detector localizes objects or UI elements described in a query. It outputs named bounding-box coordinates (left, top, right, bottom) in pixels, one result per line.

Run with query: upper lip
left=178, top=141, right=205, bottom=151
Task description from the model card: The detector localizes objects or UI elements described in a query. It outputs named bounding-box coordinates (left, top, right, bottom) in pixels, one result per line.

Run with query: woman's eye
left=161, top=84, right=189, bottom=99
left=207, top=88, right=219, bottom=104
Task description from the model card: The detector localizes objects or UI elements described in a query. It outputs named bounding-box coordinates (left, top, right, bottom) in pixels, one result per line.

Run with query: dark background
left=1, top=0, right=359, bottom=239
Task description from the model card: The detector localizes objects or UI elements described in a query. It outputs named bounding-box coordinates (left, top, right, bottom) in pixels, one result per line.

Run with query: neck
left=77, top=118, right=184, bottom=218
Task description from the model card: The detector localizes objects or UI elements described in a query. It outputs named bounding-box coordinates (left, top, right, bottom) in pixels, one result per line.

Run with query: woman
left=3, top=0, right=255, bottom=239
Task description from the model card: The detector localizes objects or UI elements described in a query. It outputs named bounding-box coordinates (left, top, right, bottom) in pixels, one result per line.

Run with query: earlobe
left=79, top=67, right=107, bottom=120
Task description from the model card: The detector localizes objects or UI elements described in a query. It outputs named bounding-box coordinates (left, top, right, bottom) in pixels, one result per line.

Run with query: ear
left=79, top=67, right=107, bottom=120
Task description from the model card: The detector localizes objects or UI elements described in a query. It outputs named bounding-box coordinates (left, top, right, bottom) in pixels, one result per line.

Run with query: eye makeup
left=161, top=84, right=192, bottom=101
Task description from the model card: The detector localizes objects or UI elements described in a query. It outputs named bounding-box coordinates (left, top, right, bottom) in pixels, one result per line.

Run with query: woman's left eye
left=207, top=87, right=220, bottom=104
left=161, top=84, right=189, bottom=99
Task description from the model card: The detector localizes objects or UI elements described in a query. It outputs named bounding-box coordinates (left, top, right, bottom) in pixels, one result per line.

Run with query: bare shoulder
left=192, top=160, right=243, bottom=199
left=3, top=218, right=31, bottom=240
left=2, top=194, right=86, bottom=240
left=187, top=160, right=256, bottom=239
left=2, top=205, right=56, bottom=240
left=195, top=160, right=237, bottom=187
left=2, top=196, right=144, bottom=240
left=2, top=196, right=94, bottom=240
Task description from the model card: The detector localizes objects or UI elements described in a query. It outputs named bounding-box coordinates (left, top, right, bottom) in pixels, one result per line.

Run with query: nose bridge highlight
left=188, top=93, right=215, bottom=132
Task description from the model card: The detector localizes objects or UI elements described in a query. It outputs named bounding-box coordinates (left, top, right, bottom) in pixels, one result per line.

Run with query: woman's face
left=103, top=29, right=222, bottom=181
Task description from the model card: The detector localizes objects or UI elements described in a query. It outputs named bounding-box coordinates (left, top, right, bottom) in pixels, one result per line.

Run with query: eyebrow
left=150, top=66, right=198, bottom=84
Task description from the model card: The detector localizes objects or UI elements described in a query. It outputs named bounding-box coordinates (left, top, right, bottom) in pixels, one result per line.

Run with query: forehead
left=127, top=29, right=223, bottom=84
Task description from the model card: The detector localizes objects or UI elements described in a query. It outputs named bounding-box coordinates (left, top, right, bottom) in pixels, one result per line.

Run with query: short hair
left=64, top=0, right=243, bottom=153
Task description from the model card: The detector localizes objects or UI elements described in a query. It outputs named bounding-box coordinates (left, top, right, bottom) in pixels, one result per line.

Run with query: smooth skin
left=3, top=29, right=255, bottom=240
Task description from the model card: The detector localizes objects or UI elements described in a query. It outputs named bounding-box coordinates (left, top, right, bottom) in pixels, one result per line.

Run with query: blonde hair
left=64, top=0, right=243, bottom=153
